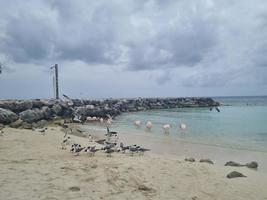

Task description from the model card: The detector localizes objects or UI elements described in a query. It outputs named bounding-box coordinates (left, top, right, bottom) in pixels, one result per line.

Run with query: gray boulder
left=185, top=157, right=195, bottom=162
left=19, top=107, right=52, bottom=123
left=21, top=122, right=33, bottom=129
left=199, top=159, right=214, bottom=164
left=246, top=161, right=258, bottom=169
left=226, top=171, right=246, bottom=179
left=0, top=100, right=33, bottom=112
left=51, top=104, right=62, bottom=115
left=0, top=108, right=19, bottom=124
left=9, top=119, right=23, bottom=128
left=225, top=161, right=244, bottom=167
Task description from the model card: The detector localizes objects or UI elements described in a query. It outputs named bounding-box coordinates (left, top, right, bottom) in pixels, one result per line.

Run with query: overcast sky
left=0, top=0, right=267, bottom=99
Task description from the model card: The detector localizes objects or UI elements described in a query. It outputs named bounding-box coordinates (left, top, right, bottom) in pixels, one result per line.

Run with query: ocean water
left=85, top=96, right=267, bottom=152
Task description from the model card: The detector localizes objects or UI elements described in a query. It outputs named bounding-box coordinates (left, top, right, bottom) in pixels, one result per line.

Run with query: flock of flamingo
left=84, top=115, right=187, bottom=134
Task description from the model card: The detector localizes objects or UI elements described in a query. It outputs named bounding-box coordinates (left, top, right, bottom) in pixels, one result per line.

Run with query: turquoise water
left=86, top=96, right=267, bottom=152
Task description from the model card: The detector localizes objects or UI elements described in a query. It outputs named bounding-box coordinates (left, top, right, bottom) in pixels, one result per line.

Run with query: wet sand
left=0, top=126, right=267, bottom=200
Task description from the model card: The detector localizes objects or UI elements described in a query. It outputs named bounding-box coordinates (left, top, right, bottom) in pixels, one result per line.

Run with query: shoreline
left=81, top=125, right=267, bottom=173
left=1, top=126, right=267, bottom=199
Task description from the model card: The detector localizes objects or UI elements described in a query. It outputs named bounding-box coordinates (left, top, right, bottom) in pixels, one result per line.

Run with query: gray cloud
left=0, top=0, right=267, bottom=98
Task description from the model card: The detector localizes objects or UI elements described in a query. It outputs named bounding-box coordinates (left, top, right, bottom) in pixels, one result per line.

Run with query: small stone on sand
left=226, top=171, right=246, bottom=179
left=185, top=157, right=195, bottom=162
left=69, top=186, right=80, bottom=191
left=225, top=161, right=244, bottom=167
left=199, top=159, right=214, bottom=164
left=246, top=161, right=258, bottom=169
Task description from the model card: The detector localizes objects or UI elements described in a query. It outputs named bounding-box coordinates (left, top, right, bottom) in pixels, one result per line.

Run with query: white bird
left=86, top=116, right=93, bottom=122
left=134, top=120, right=142, bottom=127
left=107, top=118, right=112, bottom=125
left=99, top=118, right=104, bottom=123
left=146, top=121, right=153, bottom=130
left=162, top=124, right=171, bottom=133
left=180, top=122, right=187, bottom=130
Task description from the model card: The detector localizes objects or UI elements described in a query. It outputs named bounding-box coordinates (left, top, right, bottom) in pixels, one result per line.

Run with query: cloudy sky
left=0, top=0, right=267, bottom=99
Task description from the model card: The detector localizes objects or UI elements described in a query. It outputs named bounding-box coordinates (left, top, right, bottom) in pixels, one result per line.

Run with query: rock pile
left=0, top=97, right=219, bottom=128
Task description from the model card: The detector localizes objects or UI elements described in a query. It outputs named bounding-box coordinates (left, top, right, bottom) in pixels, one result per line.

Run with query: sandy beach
left=0, top=126, right=267, bottom=200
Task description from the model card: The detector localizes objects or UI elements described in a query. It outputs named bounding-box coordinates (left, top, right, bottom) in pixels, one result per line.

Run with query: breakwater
left=0, top=97, right=219, bottom=128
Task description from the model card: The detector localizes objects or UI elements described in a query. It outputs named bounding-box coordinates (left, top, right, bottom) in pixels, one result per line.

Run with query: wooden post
left=55, top=64, right=59, bottom=99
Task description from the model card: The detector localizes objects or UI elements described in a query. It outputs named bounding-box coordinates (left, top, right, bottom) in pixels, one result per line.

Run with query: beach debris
left=246, top=161, right=258, bottom=169
left=199, top=159, right=214, bottom=164
left=68, top=186, right=80, bottom=192
left=226, top=171, right=247, bottom=179
left=185, top=157, right=195, bottom=162
left=138, top=184, right=153, bottom=192
left=225, top=161, right=244, bottom=167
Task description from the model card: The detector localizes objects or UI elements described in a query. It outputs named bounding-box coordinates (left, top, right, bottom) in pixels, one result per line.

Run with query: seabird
left=73, top=146, right=85, bottom=156
left=215, top=107, right=220, bottom=112
left=70, top=144, right=81, bottom=152
left=120, top=142, right=130, bottom=153
left=137, top=147, right=150, bottom=155
left=102, top=142, right=117, bottom=150
left=61, top=136, right=71, bottom=149
left=105, top=148, right=115, bottom=157
left=85, top=146, right=99, bottom=157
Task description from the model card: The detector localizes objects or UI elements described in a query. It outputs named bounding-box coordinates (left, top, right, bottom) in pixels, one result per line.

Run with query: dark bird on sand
left=72, top=147, right=85, bottom=156
left=105, top=148, right=116, bottom=157
left=106, top=127, right=118, bottom=136
left=138, top=147, right=150, bottom=153
left=120, top=142, right=130, bottom=153
left=70, top=144, right=81, bottom=152
left=85, top=146, right=99, bottom=156
left=102, top=143, right=117, bottom=150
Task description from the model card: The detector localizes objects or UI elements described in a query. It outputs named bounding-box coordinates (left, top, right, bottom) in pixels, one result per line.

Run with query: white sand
left=0, top=127, right=267, bottom=200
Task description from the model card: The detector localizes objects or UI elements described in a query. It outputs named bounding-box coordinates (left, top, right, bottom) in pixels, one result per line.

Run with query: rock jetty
left=0, top=97, right=219, bottom=127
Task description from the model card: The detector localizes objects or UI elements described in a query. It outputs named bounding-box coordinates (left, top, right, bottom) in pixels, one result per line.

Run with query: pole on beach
left=55, top=64, right=59, bottom=99
left=51, top=64, right=59, bottom=99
